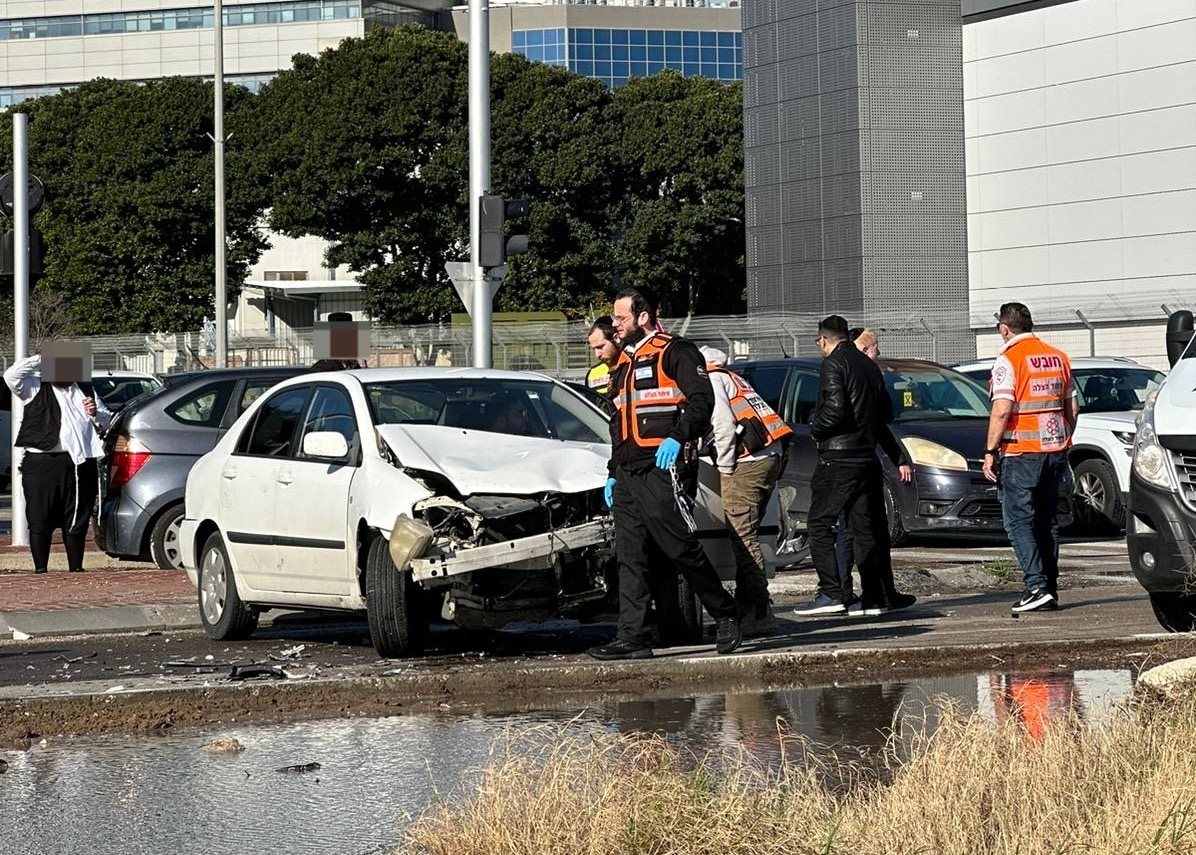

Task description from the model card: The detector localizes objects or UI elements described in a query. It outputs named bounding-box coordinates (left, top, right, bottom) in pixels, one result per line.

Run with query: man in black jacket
left=588, top=288, right=741, bottom=660
left=793, top=315, right=916, bottom=617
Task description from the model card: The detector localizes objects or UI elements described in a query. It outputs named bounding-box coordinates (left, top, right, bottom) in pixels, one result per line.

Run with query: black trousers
left=22, top=453, right=98, bottom=571
left=612, top=465, right=738, bottom=645
left=807, top=457, right=896, bottom=605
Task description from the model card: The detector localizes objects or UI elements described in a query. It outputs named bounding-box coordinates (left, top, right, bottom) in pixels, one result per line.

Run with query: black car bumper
left=1127, top=472, right=1196, bottom=593
left=893, top=467, right=1006, bottom=533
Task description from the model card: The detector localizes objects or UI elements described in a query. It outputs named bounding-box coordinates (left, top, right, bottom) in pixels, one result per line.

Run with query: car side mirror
left=303, top=431, right=349, bottom=460
left=1166, top=311, right=1194, bottom=368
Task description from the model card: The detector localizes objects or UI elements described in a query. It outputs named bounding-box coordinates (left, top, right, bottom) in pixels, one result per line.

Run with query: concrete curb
left=0, top=604, right=199, bottom=638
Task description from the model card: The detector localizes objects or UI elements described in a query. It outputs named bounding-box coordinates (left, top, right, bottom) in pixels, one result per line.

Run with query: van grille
left=1174, top=452, right=1196, bottom=510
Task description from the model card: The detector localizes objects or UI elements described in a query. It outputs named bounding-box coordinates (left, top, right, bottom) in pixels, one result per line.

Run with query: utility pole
left=213, top=0, right=228, bottom=367
left=468, top=0, right=491, bottom=368
left=10, top=114, right=29, bottom=547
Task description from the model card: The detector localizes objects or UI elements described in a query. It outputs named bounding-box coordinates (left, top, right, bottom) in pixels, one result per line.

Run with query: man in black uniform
left=588, top=288, right=741, bottom=661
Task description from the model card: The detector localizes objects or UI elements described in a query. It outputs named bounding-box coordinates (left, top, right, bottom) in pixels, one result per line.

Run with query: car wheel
left=149, top=503, right=186, bottom=571
left=1149, top=592, right=1196, bottom=633
left=198, top=531, right=259, bottom=641
left=365, top=535, right=426, bottom=658
left=654, top=573, right=703, bottom=647
left=1072, top=459, right=1124, bottom=533
left=883, top=482, right=908, bottom=547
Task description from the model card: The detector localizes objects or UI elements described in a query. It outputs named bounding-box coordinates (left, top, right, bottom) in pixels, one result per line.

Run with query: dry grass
left=399, top=689, right=1196, bottom=855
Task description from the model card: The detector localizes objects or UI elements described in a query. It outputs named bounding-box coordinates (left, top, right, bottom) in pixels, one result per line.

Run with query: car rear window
left=167, top=382, right=233, bottom=428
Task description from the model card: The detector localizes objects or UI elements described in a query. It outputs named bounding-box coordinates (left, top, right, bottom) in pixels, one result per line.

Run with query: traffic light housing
left=478, top=194, right=530, bottom=268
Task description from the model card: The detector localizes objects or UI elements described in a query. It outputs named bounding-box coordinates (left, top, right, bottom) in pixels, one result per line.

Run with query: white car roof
left=953, top=356, right=1153, bottom=372
left=306, top=366, right=561, bottom=383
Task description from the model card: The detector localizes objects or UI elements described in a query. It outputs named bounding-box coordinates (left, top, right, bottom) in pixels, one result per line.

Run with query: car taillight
left=109, top=435, right=152, bottom=490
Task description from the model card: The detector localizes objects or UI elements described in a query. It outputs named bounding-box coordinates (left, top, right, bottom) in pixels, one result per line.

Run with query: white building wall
left=964, top=0, right=1196, bottom=357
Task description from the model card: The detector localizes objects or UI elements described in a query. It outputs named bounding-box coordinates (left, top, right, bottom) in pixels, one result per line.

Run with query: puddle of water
left=0, top=668, right=1135, bottom=855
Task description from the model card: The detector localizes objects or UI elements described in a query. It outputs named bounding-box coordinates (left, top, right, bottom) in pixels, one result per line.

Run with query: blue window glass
left=513, top=30, right=526, bottom=48
left=647, top=61, right=665, bottom=76
left=629, top=29, right=646, bottom=46
left=611, top=29, right=628, bottom=45
left=665, top=45, right=682, bottom=64
left=718, top=46, right=734, bottom=64
left=612, top=44, right=629, bottom=61
left=575, top=59, right=594, bottom=75
left=629, top=44, right=646, bottom=62
left=700, top=31, right=716, bottom=47
left=594, top=28, right=611, bottom=44
left=545, top=44, right=558, bottom=63
left=594, top=44, right=611, bottom=60
left=682, top=63, right=699, bottom=78
left=647, top=30, right=664, bottom=46
left=630, top=60, right=648, bottom=77
left=701, top=46, right=717, bottom=63
left=734, top=62, right=743, bottom=78
left=682, top=30, right=699, bottom=47
left=700, top=62, right=718, bottom=78
left=574, top=27, right=592, bottom=43
left=717, top=31, right=734, bottom=48
left=647, top=45, right=664, bottom=62
left=528, top=29, right=543, bottom=46
left=594, top=60, right=612, bottom=77
left=575, top=43, right=593, bottom=60
left=612, top=76, right=628, bottom=87
left=664, top=29, right=681, bottom=47
left=525, top=45, right=544, bottom=61
left=683, top=46, right=699, bottom=63
left=734, top=33, right=742, bottom=47
left=568, top=28, right=578, bottom=44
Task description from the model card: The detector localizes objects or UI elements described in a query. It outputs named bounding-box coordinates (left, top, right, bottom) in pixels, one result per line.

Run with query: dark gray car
left=97, top=366, right=304, bottom=569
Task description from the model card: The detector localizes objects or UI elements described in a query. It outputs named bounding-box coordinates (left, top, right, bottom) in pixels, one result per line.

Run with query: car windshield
left=364, top=378, right=610, bottom=444
left=882, top=364, right=991, bottom=421
left=1074, top=367, right=1165, bottom=413
left=93, top=377, right=162, bottom=411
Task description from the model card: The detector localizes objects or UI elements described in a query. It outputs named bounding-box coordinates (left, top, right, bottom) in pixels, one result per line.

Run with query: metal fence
left=29, top=308, right=974, bottom=379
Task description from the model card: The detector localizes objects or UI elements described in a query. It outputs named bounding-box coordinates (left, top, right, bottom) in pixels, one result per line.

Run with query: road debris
left=276, top=762, right=321, bottom=774
left=12, top=630, right=32, bottom=641
left=271, top=644, right=307, bottom=661
left=52, top=653, right=97, bottom=664
left=228, top=664, right=290, bottom=681
left=204, top=737, right=246, bottom=754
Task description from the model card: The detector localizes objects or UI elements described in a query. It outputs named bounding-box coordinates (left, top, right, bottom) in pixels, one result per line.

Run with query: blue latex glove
left=604, top=477, right=616, bottom=508
left=655, top=437, right=682, bottom=470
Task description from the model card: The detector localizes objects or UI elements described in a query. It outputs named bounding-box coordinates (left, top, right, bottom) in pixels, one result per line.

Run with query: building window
left=512, top=28, right=568, bottom=68
left=562, top=28, right=740, bottom=88
left=264, top=271, right=310, bottom=282
left=2, top=1, right=363, bottom=42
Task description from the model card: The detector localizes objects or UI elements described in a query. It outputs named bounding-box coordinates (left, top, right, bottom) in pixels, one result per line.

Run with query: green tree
left=0, top=77, right=265, bottom=334
left=607, top=72, right=746, bottom=317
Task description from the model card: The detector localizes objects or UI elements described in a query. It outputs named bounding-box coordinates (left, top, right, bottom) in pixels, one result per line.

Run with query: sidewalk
left=0, top=565, right=197, bottom=636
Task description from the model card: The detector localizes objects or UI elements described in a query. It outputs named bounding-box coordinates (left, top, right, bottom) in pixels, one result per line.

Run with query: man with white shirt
left=4, top=353, right=112, bottom=574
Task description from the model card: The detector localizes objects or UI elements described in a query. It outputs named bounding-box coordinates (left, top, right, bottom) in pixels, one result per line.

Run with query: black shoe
left=792, top=594, right=846, bottom=617
left=33, top=567, right=47, bottom=575
left=715, top=616, right=742, bottom=654
left=885, top=592, right=917, bottom=612
left=1012, top=589, right=1056, bottom=613
left=68, top=567, right=85, bottom=573
left=588, top=639, right=654, bottom=661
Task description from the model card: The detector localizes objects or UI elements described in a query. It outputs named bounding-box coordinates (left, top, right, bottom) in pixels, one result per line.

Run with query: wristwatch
left=984, top=447, right=1001, bottom=456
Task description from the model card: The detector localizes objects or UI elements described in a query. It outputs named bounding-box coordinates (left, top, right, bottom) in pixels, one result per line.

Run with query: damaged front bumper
left=407, top=518, right=614, bottom=582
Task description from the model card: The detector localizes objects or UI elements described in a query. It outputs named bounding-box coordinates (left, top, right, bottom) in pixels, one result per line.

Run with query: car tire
left=883, top=482, right=908, bottom=547
left=149, top=503, right=186, bottom=571
left=1149, top=592, right=1196, bottom=633
left=365, top=535, right=426, bottom=658
left=654, top=573, right=703, bottom=647
left=197, top=531, right=259, bottom=641
left=1071, top=459, right=1124, bottom=533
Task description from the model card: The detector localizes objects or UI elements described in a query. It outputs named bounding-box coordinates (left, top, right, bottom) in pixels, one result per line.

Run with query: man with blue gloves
left=588, top=288, right=742, bottom=661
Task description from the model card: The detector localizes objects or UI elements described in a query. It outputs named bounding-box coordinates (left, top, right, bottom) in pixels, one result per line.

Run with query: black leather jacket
left=810, top=341, right=905, bottom=465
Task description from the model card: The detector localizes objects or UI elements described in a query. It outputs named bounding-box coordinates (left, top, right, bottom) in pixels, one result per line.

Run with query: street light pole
left=213, top=0, right=228, bottom=367
left=468, top=0, right=491, bottom=368
left=11, top=114, right=29, bottom=547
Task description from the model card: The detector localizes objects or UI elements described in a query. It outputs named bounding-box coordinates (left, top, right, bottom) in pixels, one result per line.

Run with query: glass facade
left=0, top=72, right=278, bottom=109
left=513, top=27, right=741, bottom=88
left=0, top=1, right=361, bottom=41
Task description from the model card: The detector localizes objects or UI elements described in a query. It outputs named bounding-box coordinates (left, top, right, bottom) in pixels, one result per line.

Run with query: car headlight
left=1132, top=398, right=1174, bottom=490
left=1113, top=431, right=1136, bottom=446
left=900, top=437, right=968, bottom=472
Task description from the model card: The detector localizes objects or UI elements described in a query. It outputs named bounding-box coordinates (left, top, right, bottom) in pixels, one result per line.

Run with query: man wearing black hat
left=793, top=315, right=915, bottom=617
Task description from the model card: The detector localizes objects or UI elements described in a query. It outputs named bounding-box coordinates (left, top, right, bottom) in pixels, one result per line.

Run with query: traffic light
left=477, top=194, right=531, bottom=268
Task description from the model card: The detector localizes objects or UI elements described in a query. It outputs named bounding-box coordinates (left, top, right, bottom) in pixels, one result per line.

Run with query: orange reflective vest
left=612, top=333, right=686, bottom=449
left=585, top=362, right=611, bottom=397
left=999, top=338, right=1074, bottom=454
left=709, top=366, right=793, bottom=457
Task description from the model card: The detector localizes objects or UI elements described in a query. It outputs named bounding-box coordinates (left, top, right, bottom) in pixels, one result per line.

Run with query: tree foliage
left=1, top=26, right=747, bottom=333
left=1, top=78, right=265, bottom=334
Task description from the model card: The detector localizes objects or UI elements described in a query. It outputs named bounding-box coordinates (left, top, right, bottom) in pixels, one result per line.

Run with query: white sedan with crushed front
left=179, top=368, right=769, bottom=658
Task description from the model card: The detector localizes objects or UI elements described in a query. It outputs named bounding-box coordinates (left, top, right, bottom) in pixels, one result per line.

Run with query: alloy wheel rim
left=164, top=517, right=183, bottom=570
left=200, top=548, right=228, bottom=625
left=1077, top=472, right=1105, bottom=510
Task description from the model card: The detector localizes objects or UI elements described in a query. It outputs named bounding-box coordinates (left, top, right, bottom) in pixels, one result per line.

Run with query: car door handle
left=276, top=472, right=294, bottom=486
left=221, top=468, right=238, bottom=480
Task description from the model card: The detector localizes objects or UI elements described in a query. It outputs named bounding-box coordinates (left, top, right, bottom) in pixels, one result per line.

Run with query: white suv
left=953, top=356, right=1165, bottom=533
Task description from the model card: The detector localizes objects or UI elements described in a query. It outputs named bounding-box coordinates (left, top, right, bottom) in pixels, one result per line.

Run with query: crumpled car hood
left=376, top=424, right=609, bottom=496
